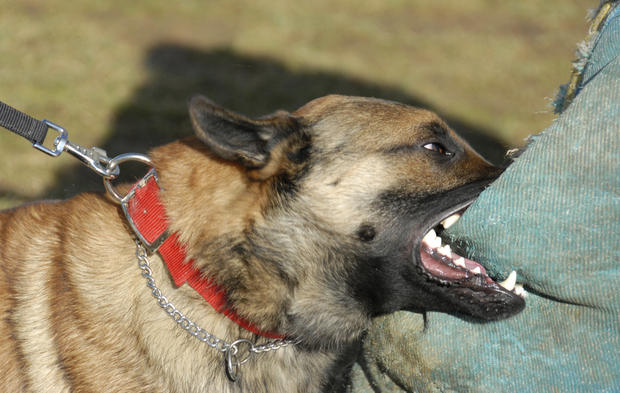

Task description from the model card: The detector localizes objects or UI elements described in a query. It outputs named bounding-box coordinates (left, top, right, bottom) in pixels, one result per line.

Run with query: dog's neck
left=148, top=137, right=290, bottom=336
left=148, top=137, right=371, bottom=351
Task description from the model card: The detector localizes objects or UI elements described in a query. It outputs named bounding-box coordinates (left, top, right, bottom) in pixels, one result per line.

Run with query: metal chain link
left=134, top=240, right=297, bottom=381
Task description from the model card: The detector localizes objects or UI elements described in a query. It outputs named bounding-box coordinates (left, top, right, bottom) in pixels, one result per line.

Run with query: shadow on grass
left=47, top=44, right=508, bottom=198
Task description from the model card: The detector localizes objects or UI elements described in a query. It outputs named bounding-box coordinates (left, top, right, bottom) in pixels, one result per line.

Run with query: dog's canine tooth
left=499, top=271, right=517, bottom=291
left=470, top=266, right=482, bottom=275
left=454, top=257, right=466, bottom=268
left=437, top=245, right=451, bottom=257
left=440, top=213, right=461, bottom=229
left=422, top=229, right=437, bottom=244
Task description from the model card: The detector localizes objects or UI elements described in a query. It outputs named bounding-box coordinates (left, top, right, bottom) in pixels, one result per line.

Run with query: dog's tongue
left=420, top=246, right=491, bottom=282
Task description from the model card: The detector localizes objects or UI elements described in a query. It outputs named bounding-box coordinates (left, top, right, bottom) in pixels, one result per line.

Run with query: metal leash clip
left=64, top=140, right=119, bottom=179
left=32, top=118, right=157, bottom=206
left=34, top=119, right=120, bottom=179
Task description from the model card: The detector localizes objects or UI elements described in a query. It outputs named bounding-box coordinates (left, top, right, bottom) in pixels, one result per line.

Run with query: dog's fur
left=0, top=95, right=522, bottom=392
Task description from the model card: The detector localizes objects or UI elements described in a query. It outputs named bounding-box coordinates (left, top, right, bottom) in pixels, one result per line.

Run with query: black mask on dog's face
left=352, top=179, right=525, bottom=322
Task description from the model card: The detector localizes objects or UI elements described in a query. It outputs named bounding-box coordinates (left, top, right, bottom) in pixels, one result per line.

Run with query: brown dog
left=0, top=95, right=524, bottom=392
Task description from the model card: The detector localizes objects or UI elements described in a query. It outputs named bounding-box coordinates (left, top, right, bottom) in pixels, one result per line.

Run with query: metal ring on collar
left=102, top=153, right=153, bottom=203
left=226, top=339, right=254, bottom=382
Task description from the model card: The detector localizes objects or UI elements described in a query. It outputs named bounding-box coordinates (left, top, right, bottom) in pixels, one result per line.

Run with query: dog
left=0, top=95, right=525, bottom=392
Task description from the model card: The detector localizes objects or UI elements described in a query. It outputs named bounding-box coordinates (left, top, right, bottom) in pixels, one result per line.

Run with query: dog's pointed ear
left=189, top=95, right=299, bottom=169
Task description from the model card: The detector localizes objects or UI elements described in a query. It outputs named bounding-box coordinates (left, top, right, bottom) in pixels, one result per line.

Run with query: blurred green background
left=0, top=0, right=594, bottom=209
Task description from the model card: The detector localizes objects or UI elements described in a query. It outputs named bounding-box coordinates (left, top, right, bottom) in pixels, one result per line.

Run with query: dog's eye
left=423, top=142, right=452, bottom=156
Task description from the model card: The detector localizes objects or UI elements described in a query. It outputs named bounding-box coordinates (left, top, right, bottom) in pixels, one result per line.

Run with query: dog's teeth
left=437, top=245, right=451, bottom=257
left=429, top=236, right=442, bottom=249
left=470, top=266, right=482, bottom=275
left=454, top=257, right=466, bottom=268
left=513, top=283, right=527, bottom=298
left=499, top=271, right=517, bottom=291
left=422, top=229, right=437, bottom=244
left=440, top=214, right=461, bottom=229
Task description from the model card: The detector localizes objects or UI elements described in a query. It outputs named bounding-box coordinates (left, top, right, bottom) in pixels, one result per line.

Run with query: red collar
left=121, top=169, right=283, bottom=339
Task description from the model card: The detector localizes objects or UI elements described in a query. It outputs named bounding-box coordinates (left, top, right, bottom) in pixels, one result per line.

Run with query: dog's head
left=183, top=95, right=524, bottom=348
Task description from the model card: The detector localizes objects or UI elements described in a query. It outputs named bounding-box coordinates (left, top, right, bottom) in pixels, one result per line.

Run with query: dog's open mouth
left=417, top=208, right=526, bottom=313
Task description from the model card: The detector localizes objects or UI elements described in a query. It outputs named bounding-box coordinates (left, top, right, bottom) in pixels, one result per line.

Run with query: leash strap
left=0, top=100, right=49, bottom=145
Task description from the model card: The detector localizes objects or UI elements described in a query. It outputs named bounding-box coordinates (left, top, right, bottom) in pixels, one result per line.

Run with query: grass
left=0, top=0, right=593, bottom=209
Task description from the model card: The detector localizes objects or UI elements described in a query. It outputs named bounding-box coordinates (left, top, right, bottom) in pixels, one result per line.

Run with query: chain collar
left=134, top=240, right=297, bottom=382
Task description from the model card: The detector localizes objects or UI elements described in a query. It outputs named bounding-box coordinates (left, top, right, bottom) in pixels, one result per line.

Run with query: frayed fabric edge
left=553, top=1, right=618, bottom=113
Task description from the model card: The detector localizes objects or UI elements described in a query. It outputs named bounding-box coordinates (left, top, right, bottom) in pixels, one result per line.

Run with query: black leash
left=0, top=100, right=119, bottom=177
left=0, top=100, right=66, bottom=156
